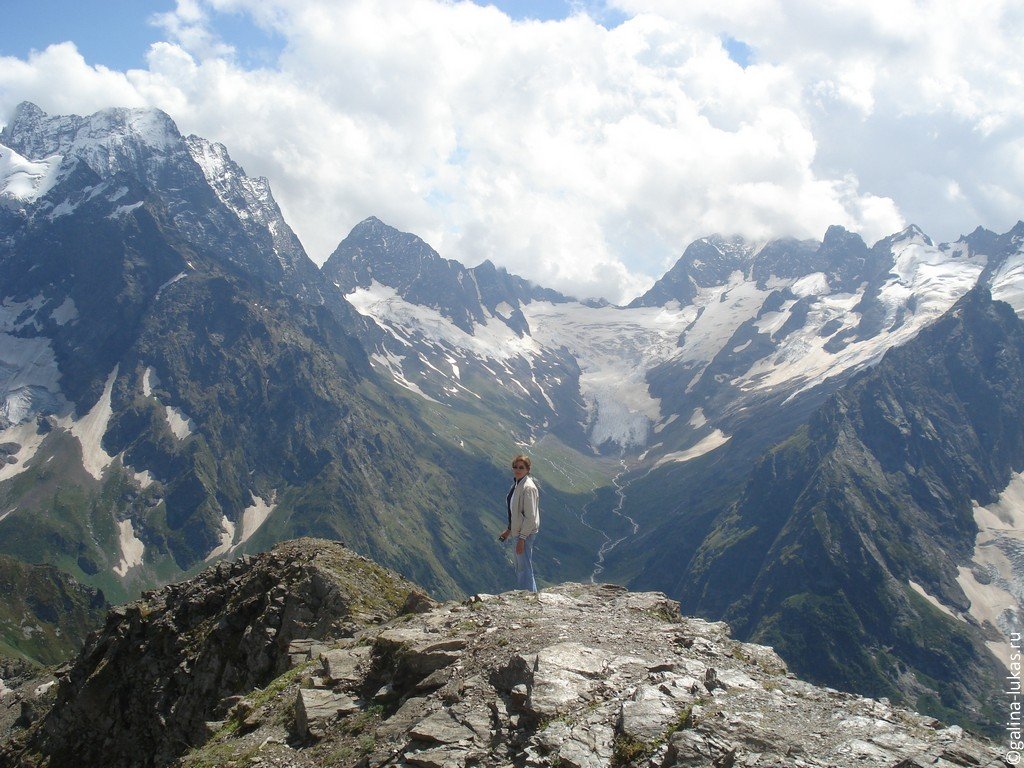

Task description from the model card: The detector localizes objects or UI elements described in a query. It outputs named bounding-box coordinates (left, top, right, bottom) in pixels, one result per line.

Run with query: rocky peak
left=324, top=216, right=563, bottom=334
left=628, top=236, right=741, bottom=308
left=323, top=216, right=451, bottom=295
left=0, top=539, right=425, bottom=768
left=1, top=544, right=1005, bottom=768
left=184, top=134, right=312, bottom=279
left=1, top=102, right=183, bottom=181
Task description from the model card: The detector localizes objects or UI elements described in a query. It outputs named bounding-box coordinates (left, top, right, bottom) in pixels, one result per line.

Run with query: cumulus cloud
left=1, top=0, right=1021, bottom=302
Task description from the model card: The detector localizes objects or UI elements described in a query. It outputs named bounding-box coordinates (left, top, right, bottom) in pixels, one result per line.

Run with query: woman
left=499, top=454, right=540, bottom=591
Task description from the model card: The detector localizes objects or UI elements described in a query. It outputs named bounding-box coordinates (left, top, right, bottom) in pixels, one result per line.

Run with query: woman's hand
left=499, top=529, right=511, bottom=542
left=515, top=538, right=525, bottom=555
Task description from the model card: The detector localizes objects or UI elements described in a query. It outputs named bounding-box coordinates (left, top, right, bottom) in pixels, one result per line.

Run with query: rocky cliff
left=0, top=540, right=1005, bottom=768
left=0, top=539, right=425, bottom=768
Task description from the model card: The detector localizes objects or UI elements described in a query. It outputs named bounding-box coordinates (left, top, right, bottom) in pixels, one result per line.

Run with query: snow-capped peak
left=0, top=102, right=184, bottom=182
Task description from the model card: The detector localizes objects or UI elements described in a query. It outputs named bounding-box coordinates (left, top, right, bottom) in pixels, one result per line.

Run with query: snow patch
left=204, top=493, right=278, bottom=560
left=206, top=515, right=237, bottom=561
left=65, top=366, right=118, bottom=480
left=655, top=430, right=731, bottom=467
left=49, top=297, right=78, bottom=325
left=108, top=201, right=143, bottom=219
left=959, top=473, right=1024, bottom=670
left=791, top=272, right=830, bottom=297
left=493, top=301, right=514, bottom=319
left=908, top=581, right=963, bottom=622
left=348, top=282, right=539, bottom=362
left=165, top=406, right=195, bottom=439
left=991, top=249, right=1024, bottom=315
left=0, top=420, right=48, bottom=481
left=370, top=351, right=438, bottom=402
left=49, top=198, right=79, bottom=219
left=236, top=494, right=276, bottom=547
left=113, top=518, right=145, bottom=577
left=653, top=414, right=678, bottom=434
left=142, top=366, right=159, bottom=397
left=0, top=145, right=62, bottom=203
left=131, top=468, right=155, bottom=488
left=155, top=271, right=188, bottom=300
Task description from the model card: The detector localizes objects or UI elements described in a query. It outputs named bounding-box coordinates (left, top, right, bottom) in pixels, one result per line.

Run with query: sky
left=2, top=0, right=1023, bottom=303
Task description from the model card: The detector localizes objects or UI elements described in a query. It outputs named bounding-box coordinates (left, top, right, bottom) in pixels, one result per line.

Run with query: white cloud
left=1, top=0, right=1021, bottom=302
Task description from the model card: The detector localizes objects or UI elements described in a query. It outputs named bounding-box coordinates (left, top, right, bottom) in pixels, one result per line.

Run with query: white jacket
left=509, top=475, right=540, bottom=539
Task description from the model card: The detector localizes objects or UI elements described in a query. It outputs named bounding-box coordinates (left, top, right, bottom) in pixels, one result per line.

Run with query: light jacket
left=509, top=475, right=540, bottom=539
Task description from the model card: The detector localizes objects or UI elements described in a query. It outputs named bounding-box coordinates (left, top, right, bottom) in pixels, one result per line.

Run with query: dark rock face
left=676, top=287, right=1022, bottom=732
left=8, top=573, right=1000, bottom=768
left=1, top=539, right=419, bottom=768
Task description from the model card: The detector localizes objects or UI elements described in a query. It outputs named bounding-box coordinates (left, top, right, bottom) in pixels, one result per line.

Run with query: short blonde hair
left=512, top=454, right=531, bottom=472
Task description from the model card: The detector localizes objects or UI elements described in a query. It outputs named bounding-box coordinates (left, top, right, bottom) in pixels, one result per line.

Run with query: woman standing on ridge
left=499, top=454, right=540, bottom=592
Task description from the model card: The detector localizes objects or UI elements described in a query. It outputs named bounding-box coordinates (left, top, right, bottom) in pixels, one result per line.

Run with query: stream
left=578, top=459, right=641, bottom=582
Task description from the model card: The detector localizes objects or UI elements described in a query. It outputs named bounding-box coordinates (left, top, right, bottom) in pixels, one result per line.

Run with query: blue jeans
left=515, top=533, right=537, bottom=592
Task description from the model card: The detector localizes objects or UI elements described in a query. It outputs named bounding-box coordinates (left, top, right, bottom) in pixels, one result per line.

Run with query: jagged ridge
left=0, top=541, right=1005, bottom=767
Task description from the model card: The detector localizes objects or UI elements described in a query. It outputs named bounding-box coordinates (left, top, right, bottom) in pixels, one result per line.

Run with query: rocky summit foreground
left=2, top=540, right=1008, bottom=768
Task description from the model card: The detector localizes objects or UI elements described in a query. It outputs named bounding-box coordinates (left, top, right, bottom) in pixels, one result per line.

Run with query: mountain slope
left=646, top=287, right=1023, bottom=731
left=0, top=103, right=601, bottom=602
left=0, top=555, right=107, bottom=666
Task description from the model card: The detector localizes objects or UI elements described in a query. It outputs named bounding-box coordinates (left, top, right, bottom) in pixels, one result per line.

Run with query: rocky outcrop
left=170, top=581, right=1002, bottom=768
left=0, top=539, right=421, bottom=768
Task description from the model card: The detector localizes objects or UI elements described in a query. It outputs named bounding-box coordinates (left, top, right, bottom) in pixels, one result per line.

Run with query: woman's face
left=512, top=461, right=528, bottom=479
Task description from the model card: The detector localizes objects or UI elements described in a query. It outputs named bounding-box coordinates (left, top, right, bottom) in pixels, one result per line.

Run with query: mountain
left=5, top=101, right=1024, bottom=735
left=0, top=555, right=107, bottom=666
left=328, top=213, right=1024, bottom=731
left=332, top=217, right=1011, bottom=462
left=322, top=216, right=594, bottom=452
left=0, top=539, right=1004, bottom=767
left=608, top=287, right=1024, bottom=731
left=0, top=102, right=603, bottom=604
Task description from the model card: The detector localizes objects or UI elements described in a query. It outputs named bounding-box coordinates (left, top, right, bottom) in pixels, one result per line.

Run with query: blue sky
left=1, top=0, right=1021, bottom=302
left=2, top=1, right=625, bottom=71
left=2, top=0, right=284, bottom=70
left=3, top=1, right=173, bottom=70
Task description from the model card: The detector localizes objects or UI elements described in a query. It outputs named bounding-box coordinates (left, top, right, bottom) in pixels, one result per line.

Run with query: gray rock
left=665, top=730, right=737, bottom=767
left=404, top=746, right=471, bottom=768
left=320, top=645, right=371, bottom=686
left=293, top=688, right=359, bottom=740
left=514, top=642, right=615, bottom=717
left=7, top=577, right=1007, bottom=768
left=617, top=694, right=679, bottom=742
left=408, top=710, right=476, bottom=744
left=536, top=718, right=615, bottom=768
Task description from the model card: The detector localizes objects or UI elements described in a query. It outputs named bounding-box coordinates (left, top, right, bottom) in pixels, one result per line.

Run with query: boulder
left=293, top=688, right=359, bottom=740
